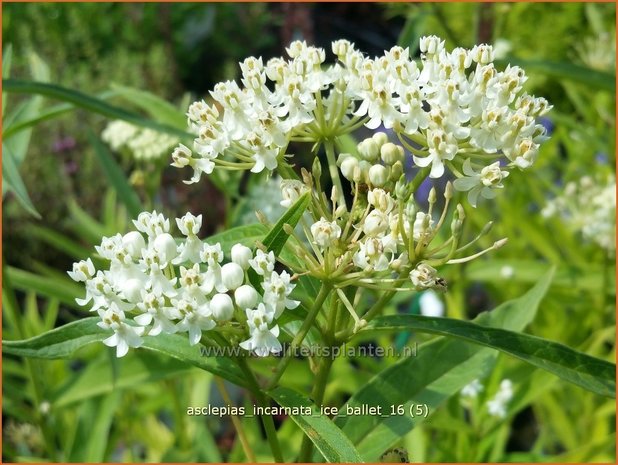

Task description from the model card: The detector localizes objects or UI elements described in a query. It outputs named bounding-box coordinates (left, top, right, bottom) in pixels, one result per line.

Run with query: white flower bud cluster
left=337, top=133, right=404, bottom=188
left=542, top=175, right=616, bottom=253
left=68, top=211, right=299, bottom=357
left=486, top=379, right=514, bottom=418
left=102, top=120, right=178, bottom=162
left=170, top=37, right=550, bottom=188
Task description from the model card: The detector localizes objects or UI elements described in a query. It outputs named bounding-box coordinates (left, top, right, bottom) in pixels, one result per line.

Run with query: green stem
left=298, top=355, right=335, bottom=462
left=324, top=138, right=346, bottom=206
left=237, top=358, right=284, bottom=462
left=266, top=283, right=331, bottom=390
left=214, top=377, right=256, bottom=462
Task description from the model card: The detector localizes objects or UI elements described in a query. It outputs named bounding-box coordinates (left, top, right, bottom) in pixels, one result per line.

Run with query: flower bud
left=122, top=231, right=146, bottom=259
left=312, top=156, right=322, bottom=181
left=122, top=278, right=143, bottom=303
left=340, top=156, right=359, bottom=181
left=153, top=233, right=178, bottom=263
left=231, top=244, right=253, bottom=270
left=368, top=164, right=389, bottom=187
left=234, top=284, right=259, bottom=310
left=390, top=161, right=403, bottom=181
left=372, top=131, right=389, bottom=148
left=380, top=142, right=404, bottom=165
left=211, top=293, right=235, bottom=321
left=358, top=138, right=380, bottom=162
left=221, top=262, right=244, bottom=290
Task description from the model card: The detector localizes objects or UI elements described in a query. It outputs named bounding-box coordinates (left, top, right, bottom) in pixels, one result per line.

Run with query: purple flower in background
left=52, top=137, right=77, bottom=153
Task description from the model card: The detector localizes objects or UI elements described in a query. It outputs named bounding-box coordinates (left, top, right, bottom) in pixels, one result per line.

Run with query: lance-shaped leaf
left=2, top=317, right=248, bottom=388
left=267, top=386, right=363, bottom=463
left=363, top=315, right=615, bottom=398
left=336, top=268, right=555, bottom=461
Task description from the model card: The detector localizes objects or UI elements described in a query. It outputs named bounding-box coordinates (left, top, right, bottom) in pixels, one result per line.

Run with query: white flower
left=98, top=309, right=145, bottom=358
left=280, top=179, right=308, bottom=208
left=68, top=258, right=95, bottom=282
left=240, top=303, right=282, bottom=356
left=413, top=128, right=458, bottom=178
left=486, top=379, right=514, bottom=418
left=262, top=270, right=299, bottom=317
left=135, top=290, right=177, bottom=336
left=176, top=212, right=202, bottom=237
left=248, top=249, right=275, bottom=276
left=353, top=236, right=397, bottom=272
left=410, top=263, right=440, bottom=290
left=231, top=244, right=253, bottom=270
left=174, top=297, right=216, bottom=345
left=210, top=293, right=235, bottom=321
left=310, top=218, right=341, bottom=248
left=363, top=209, right=390, bottom=237
left=461, top=379, right=484, bottom=398
left=234, top=284, right=259, bottom=310
left=453, top=159, right=509, bottom=207
left=133, top=211, right=170, bottom=238
left=419, top=290, right=444, bottom=317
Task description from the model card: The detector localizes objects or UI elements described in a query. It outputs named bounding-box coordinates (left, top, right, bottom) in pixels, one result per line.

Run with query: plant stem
left=298, top=355, right=335, bottom=462
left=214, top=377, right=256, bottom=462
left=236, top=357, right=284, bottom=462
left=266, top=283, right=331, bottom=390
left=324, top=138, right=346, bottom=206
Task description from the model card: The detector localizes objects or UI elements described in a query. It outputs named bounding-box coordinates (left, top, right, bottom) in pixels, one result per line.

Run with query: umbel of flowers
left=71, top=36, right=551, bottom=357
left=69, top=212, right=298, bottom=357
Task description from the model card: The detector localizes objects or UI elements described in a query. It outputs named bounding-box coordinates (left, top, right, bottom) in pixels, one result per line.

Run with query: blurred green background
left=2, top=3, right=615, bottom=463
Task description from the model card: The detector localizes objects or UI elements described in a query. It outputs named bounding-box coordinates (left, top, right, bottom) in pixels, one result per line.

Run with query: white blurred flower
left=419, top=290, right=444, bottom=317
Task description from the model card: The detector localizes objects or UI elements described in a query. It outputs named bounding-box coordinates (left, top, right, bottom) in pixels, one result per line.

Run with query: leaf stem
left=214, top=377, right=256, bottom=462
left=265, top=283, right=331, bottom=390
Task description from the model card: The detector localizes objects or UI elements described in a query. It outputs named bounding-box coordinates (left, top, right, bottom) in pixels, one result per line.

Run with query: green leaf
left=466, top=259, right=615, bottom=294
left=51, top=351, right=191, bottom=408
left=87, top=130, right=144, bottom=218
left=262, top=192, right=311, bottom=256
left=363, top=315, right=615, bottom=398
left=5, top=266, right=83, bottom=309
left=110, top=83, right=186, bottom=128
left=337, top=268, right=555, bottom=461
left=2, top=79, right=191, bottom=139
left=2, top=143, right=40, bottom=217
left=497, top=57, right=615, bottom=92
left=29, top=225, right=92, bottom=260
left=267, top=386, right=364, bottom=463
left=205, top=223, right=268, bottom=255
left=3, top=44, right=12, bottom=113
left=2, top=317, right=249, bottom=388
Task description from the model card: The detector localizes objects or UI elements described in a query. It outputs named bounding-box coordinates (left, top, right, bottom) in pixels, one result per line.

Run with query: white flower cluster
left=460, top=378, right=514, bottom=419
left=486, top=379, right=514, bottom=418
left=171, top=36, right=550, bottom=195
left=68, top=211, right=299, bottom=357
left=102, top=120, right=178, bottom=161
left=542, top=175, right=616, bottom=253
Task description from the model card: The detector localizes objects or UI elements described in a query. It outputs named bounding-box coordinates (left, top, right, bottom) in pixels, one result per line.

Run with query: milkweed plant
left=70, top=36, right=550, bottom=358
left=48, top=36, right=613, bottom=462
